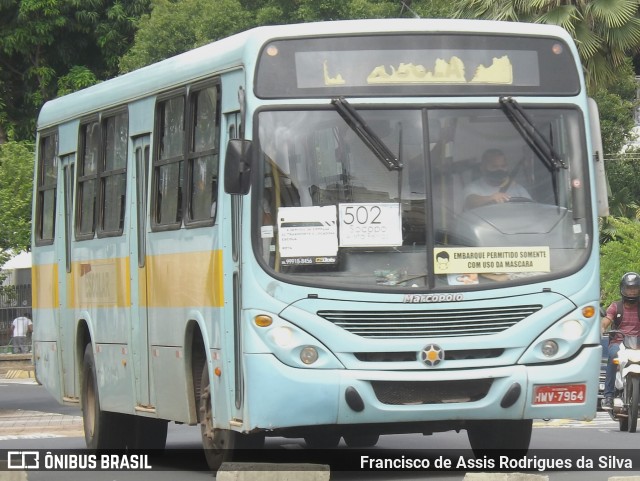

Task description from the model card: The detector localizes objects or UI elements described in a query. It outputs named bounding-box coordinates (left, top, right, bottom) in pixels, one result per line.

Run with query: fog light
left=271, top=327, right=294, bottom=347
left=541, top=340, right=559, bottom=357
left=300, top=346, right=319, bottom=365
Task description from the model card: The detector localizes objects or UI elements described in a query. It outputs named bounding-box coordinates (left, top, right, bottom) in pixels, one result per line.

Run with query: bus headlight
left=248, top=310, right=344, bottom=369
left=300, top=346, right=319, bottom=365
left=561, top=319, right=584, bottom=340
left=518, top=305, right=596, bottom=364
left=541, top=340, right=559, bottom=357
left=271, top=326, right=294, bottom=347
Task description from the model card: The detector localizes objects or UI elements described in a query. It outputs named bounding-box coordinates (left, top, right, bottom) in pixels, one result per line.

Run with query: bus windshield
left=256, top=105, right=590, bottom=290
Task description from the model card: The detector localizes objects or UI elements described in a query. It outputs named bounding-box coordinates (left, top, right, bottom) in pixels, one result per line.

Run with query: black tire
left=629, top=376, right=639, bottom=433
left=619, top=416, right=629, bottom=432
left=81, top=344, right=126, bottom=450
left=198, top=364, right=264, bottom=471
left=128, top=416, right=169, bottom=450
left=343, top=433, right=380, bottom=448
left=467, top=419, right=532, bottom=456
left=304, top=432, right=341, bottom=448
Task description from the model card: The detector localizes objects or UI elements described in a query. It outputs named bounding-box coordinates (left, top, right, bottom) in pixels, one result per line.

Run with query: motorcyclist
left=601, top=272, right=640, bottom=409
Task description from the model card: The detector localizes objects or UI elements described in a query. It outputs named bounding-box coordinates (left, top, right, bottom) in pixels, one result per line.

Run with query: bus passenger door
left=131, top=135, right=152, bottom=408
left=58, top=154, right=76, bottom=398
left=223, top=111, right=245, bottom=419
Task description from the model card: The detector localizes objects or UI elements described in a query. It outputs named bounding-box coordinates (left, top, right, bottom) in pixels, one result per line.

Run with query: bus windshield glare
left=256, top=105, right=590, bottom=290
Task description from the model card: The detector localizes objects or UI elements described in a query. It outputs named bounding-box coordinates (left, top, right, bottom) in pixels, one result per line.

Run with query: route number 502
left=338, top=203, right=402, bottom=247
left=342, top=205, right=382, bottom=225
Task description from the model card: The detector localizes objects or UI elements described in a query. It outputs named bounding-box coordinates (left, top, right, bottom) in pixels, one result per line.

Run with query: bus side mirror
left=224, top=139, right=252, bottom=195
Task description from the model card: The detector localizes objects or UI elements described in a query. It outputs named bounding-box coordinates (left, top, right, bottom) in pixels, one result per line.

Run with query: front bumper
left=243, top=344, right=600, bottom=431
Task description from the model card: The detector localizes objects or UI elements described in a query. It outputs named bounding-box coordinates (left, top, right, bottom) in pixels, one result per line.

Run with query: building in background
left=1, top=251, right=32, bottom=351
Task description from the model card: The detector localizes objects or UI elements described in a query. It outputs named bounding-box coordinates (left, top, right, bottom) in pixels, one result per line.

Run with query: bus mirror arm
left=224, top=139, right=253, bottom=195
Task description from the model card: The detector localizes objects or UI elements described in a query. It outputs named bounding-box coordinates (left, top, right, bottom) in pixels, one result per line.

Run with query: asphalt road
left=1, top=379, right=639, bottom=480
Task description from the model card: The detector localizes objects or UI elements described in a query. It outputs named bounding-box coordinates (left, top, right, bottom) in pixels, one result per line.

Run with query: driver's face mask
left=485, top=169, right=509, bottom=185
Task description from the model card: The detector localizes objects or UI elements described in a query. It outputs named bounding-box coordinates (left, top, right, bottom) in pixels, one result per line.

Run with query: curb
left=0, top=461, right=27, bottom=480
left=217, top=463, right=330, bottom=481
left=3, top=370, right=34, bottom=380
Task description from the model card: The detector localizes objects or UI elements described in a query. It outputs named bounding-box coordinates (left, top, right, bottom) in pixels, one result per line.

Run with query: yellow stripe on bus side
left=68, top=257, right=131, bottom=309
left=145, top=250, right=224, bottom=308
left=34, top=251, right=223, bottom=310
left=32, top=263, right=59, bottom=309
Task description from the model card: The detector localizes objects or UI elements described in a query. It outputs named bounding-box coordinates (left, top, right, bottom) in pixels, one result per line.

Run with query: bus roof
left=37, top=19, right=575, bottom=130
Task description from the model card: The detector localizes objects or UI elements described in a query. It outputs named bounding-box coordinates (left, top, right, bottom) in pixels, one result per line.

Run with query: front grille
left=318, top=305, right=541, bottom=338
left=371, top=379, right=493, bottom=405
left=354, top=348, right=504, bottom=363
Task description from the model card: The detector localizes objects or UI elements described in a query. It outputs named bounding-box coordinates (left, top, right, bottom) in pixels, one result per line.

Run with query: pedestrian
left=8, top=311, right=32, bottom=354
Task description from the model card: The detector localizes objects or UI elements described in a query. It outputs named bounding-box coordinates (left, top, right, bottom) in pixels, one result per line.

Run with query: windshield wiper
left=499, top=96, right=567, bottom=171
left=331, top=97, right=402, bottom=171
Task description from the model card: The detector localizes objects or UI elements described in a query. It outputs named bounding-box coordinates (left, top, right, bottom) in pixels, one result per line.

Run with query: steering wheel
left=507, top=196, right=533, bottom=203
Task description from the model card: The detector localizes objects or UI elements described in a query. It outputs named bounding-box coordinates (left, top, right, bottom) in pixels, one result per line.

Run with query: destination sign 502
left=339, top=203, right=402, bottom=247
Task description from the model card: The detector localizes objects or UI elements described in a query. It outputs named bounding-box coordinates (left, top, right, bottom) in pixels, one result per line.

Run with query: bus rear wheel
left=128, top=416, right=168, bottom=450
left=467, top=419, right=532, bottom=455
left=81, top=344, right=126, bottom=450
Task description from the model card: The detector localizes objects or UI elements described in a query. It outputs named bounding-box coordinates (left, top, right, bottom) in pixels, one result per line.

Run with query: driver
left=600, top=272, right=640, bottom=410
left=463, top=148, right=531, bottom=210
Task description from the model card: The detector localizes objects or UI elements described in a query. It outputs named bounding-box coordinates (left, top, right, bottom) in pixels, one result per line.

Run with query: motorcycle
left=606, top=330, right=640, bottom=432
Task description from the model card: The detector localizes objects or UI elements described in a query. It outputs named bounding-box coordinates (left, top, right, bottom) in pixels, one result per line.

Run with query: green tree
left=120, top=0, right=253, bottom=72
left=600, top=217, right=640, bottom=307
left=592, top=60, right=638, bottom=155
left=451, top=0, right=640, bottom=93
left=0, top=0, right=150, bottom=141
left=0, top=140, right=33, bottom=252
left=0, top=144, right=30, bottom=302
left=121, top=0, right=457, bottom=71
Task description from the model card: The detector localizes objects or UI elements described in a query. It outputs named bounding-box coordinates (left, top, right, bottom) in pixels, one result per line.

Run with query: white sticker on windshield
left=338, top=203, right=402, bottom=247
left=278, top=206, right=338, bottom=265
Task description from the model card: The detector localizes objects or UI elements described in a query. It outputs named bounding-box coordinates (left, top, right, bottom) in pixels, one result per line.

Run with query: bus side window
left=76, top=121, right=100, bottom=240
left=35, top=132, right=58, bottom=245
left=152, top=95, right=185, bottom=230
left=187, top=83, right=220, bottom=225
left=100, top=111, right=128, bottom=236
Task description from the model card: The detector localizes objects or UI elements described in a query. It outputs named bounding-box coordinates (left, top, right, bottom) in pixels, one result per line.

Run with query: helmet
left=620, top=272, right=640, bottom=303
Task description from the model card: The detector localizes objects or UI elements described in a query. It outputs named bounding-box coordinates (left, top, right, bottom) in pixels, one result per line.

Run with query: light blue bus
left=32, top=19, right=607, bottom=469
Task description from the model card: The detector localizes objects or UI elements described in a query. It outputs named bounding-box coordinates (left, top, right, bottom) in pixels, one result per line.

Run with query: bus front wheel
left=198, top=366, right=264, bottom=471
left=81, top=344, right=125, bottom=450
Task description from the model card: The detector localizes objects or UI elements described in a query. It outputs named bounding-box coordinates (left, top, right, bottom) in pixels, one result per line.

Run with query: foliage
left=0, top=141, right=34, bottom=253
left=119, top=0, right=253, bottom=72
left=120, top=0, right=457, bottom=71
left=600, top=217, right=640, bottom=307
left=603, top=152, right=640, bottom=224
left=592, top=60, right=639, bottom=155
left=0, top=0, right=151, bottom=141
left=594, top=88, right=638, bottom=155
left=57, top=65, right=100, bottom=97
left=451, top=0, right=640, bottom=93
